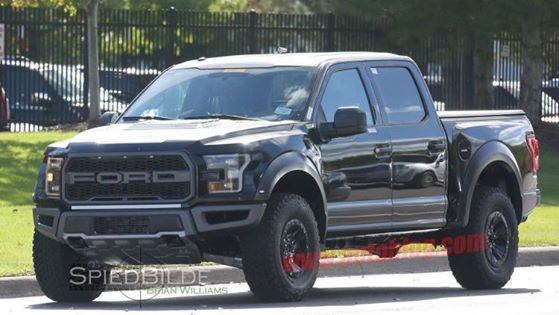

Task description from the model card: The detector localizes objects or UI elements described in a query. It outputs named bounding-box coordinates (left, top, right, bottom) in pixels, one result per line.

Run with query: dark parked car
left=34, top=52, right=539, bottom=303
left=1, top=60, right=86, bottom=126
left=0, top=84, right=9, bottom=131
left=1, top=60, right=126, bottom=126
left=99, top=67, right=159, bottom=103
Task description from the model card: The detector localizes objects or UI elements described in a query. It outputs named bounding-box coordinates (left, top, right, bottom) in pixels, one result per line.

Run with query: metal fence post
left=249, top=10, right=257, bottom=54
left=167, top=7, right=178, bottom=67
left=82, top=9, right=89, bottom=116
left=325, top=12, right=335, bottom=52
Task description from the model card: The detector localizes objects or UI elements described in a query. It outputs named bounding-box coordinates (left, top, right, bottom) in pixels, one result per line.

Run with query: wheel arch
left=456, top=141, right=523, bottom=227
left=255, top=152, right=327, bottom=241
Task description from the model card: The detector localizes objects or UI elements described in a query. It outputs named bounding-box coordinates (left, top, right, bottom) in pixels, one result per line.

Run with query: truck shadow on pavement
left=28, top=286, right=539, bottom=311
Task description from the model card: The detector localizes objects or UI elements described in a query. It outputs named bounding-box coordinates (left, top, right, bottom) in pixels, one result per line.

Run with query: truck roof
left=173, top=52, right=410, bottom=69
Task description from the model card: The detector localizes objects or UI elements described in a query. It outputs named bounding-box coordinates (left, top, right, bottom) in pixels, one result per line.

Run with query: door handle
left=428, top=141, right=446, bottom=153
left=374, top=144, right=392, bottom=156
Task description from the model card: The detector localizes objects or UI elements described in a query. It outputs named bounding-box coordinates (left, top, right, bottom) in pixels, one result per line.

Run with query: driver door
left=317, top=64, right=393, bottom=236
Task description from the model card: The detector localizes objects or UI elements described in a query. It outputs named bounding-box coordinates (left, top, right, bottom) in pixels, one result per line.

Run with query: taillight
left=526, top=134, right=540, bottom=173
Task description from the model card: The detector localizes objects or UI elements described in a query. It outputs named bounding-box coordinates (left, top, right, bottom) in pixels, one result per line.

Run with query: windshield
left=123, top=67, right=317, bottom=121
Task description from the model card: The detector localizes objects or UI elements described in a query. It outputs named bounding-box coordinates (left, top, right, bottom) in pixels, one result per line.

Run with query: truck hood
left=67, top=119, right=296, bottom=145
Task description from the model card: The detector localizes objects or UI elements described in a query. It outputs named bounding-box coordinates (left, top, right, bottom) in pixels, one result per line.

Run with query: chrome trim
left=63, top=231, right=186, bottom=241
left=71, top=204, right=182, bottom=210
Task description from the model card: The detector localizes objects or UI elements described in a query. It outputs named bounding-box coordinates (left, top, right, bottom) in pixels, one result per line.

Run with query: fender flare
left=455, top=141, right=523, bottom=227
left=254, top=151, right=328, bottom=239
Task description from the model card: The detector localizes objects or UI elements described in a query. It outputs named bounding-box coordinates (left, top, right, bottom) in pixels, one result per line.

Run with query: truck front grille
left=94, top=216, right=150, bottom=234
left=63, top=154, right=192, bottom=203
left=63, top=214, right=184, bottom=235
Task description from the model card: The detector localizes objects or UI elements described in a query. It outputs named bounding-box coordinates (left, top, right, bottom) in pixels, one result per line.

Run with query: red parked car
left=0, top=84, right=9, bottom=131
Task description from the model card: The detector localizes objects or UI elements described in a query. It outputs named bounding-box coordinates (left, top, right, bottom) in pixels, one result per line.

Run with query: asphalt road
left=2, top=265, right=558, bottom=315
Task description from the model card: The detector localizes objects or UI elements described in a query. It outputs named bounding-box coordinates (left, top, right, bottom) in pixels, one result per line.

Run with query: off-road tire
left=33, top=230, right=106, bottom=302
left=240, top=193, right=320, bottom=302
left=447, top=186, right=518, bottom=289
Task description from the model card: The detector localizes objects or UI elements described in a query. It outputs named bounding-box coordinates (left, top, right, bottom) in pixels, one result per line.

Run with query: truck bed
left=437, top=110, right=526, bottom=119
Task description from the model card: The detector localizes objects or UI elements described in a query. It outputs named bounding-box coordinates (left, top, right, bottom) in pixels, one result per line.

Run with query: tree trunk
left=472, top=34, right=494, bottom=109
left=86, top=0, right=101, bottom=125
left=519, top=20, right=543, bottom=127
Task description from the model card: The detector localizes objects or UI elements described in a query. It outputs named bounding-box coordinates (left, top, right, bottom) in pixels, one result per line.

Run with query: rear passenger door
left=367, top=61, right=448, bottom=230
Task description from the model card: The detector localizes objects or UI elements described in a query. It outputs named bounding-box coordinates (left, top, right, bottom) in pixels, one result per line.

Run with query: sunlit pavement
left=1, top=265, right=558, bottom=315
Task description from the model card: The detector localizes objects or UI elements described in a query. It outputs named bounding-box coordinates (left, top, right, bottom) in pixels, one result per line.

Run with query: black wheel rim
left=280, top=218, right=310, bottom=281
left=485, top=211, right=511, bottom=267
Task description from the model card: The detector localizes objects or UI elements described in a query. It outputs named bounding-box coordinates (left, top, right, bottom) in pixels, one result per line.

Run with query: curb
left=1, top=246, right=558, bottom=299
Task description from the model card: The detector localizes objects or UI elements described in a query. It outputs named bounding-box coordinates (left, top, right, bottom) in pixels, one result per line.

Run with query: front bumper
left=33, top=203, right=266, bottom=265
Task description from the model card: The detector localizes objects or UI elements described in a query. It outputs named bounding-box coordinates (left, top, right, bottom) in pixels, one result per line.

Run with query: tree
left=320, top=0, right=501, bottom=110
left=103, top=0, right=216, bottom=10
left=504, top=0, right=559, bottom=126
left=318, top=0, right=559, bottom=124
left=85, top=0, right=101, bottom=125
left=101, top=0, right=319, bottom=12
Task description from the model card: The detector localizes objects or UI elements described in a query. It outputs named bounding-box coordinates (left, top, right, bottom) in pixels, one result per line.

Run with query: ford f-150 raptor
left=32, top=52, right=541, bottom=302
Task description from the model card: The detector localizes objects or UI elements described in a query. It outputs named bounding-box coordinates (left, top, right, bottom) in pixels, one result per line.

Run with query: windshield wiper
left=180, top=114, right=260, bottom=121
left=122, top=115, right=174, bottom=121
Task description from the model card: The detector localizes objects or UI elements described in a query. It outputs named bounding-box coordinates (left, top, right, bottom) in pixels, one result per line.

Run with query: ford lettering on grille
left=66, top=171, right=190, bottom=184
left=63, top=154, right=192, bottom=202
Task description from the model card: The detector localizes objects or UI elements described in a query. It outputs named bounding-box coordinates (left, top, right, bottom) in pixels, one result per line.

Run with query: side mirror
left=319, top=106, right=367, bottom=139
left=31, top=93, right=53, bottom=108
left=99, top=111, right=118, bottom=126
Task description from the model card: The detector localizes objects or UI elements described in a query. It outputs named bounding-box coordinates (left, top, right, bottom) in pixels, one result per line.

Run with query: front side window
left=371, top=67, right=425, bottom=124
left=123, top=67, right=317, bottom=121
left=319, top=69, right=374, bottom=125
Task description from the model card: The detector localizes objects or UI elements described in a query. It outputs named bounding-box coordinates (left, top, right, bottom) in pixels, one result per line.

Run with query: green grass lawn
left=0, top=131, right=77, bottom=276
left=518, top=147, right=559, bottom=246
left=0, top=131, right=557, bottom=276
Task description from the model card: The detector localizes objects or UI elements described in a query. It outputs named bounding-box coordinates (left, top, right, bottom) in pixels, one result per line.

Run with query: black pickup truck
left=33, top=52, right=540, bottom=303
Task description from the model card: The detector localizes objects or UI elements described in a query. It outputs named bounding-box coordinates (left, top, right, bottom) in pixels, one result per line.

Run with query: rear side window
left=371, top=67, right=425, bottom=124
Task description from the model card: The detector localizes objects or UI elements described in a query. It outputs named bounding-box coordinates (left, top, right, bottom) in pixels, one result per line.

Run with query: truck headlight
left=45, top=157, right=63, bottom=197
left=202, top=154, right=250, bottom=193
